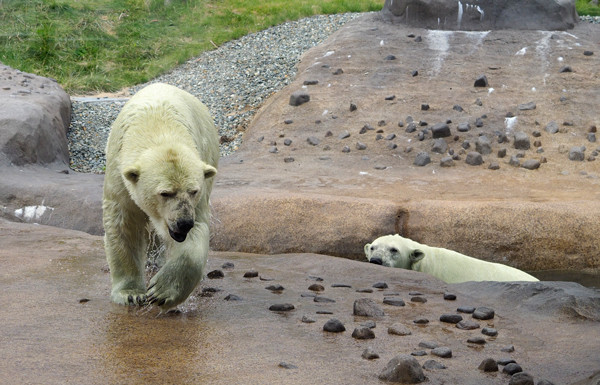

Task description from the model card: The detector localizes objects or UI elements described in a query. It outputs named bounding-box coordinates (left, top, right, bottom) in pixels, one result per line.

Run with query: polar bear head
left=364, top=234, right=425, bottom=269
left=122, top=144, right=217, bottom=243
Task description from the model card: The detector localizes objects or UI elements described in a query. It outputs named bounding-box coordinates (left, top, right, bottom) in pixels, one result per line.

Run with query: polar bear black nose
left=176, top=219, right=194, bottom=235
left=370, top=257, right=383, bottom=265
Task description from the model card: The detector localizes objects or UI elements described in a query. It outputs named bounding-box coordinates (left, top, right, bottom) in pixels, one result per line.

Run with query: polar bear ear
left=203, top=164, right=217, bottom=179
left=410, top=249, right=425, bottom=263
left=364, top=243, right=372, bottom=257
left=123, top=166, right=140, bottom=183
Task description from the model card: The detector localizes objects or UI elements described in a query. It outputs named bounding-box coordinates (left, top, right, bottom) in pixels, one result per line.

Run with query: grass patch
left=577, top=0, right=600, bottom=16
left=0, top=0, right=383, bottom=93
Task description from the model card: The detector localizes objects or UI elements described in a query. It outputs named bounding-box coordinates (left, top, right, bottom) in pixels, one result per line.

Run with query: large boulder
left=381, top=0, right=578, bottom=30
left=0, top=64, right=71, bottom=167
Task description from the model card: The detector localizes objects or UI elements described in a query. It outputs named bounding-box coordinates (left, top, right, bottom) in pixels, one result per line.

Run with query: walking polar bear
left=365, top=234, right=538, bottom=283
left=103, top=83, right=219, bottom=310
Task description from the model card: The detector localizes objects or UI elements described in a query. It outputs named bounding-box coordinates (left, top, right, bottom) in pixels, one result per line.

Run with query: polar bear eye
left=389, top=247, right=398, bottom=253
left=160, top=191, right=176, bottom=198
left=189, top=189, right=199, bottom=197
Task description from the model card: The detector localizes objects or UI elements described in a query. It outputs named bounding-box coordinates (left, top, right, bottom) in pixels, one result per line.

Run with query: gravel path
left=67, top=13, right=364, bottom=173
left=67, top=14, right=600, bottom=174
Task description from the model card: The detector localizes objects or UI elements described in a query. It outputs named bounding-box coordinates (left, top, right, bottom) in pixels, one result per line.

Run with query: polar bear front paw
left=146, top=261, right=200, bottom=310
left=111, top=289, right=147, bottom=306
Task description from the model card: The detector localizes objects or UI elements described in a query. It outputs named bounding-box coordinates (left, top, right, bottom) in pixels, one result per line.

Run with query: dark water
left=531, top=270, right=600, bottom=289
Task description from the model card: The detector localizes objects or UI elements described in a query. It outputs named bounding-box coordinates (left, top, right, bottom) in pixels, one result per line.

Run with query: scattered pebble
left=301, top=315, right=316, bottom=323
left=243, top=270, right=259, bottom=278
left=372, top=282, right=388, bottom=289
left=473, top=307, right=495, bottom=320
left=431, top=347, right=452, bottom=358
left=314, top=296, right=336, bottom=303
left=323, top=318, right=346, bottom=333
left=457, top=306, right=475, bottom=313
left=443, top=293, right=457, bottom=301
left=221, top=262, right=234, bottom=269
left=383, top=298, right=406, bottom=307
left=478, top=358, right=499, bottom=372
left=509, top=372, right=534, bottom=385
left=481, top=327, right=498, bottom=337
left=411, top=296, right=427, bottom=303
left=269, top=303, right=295, bottom=311
left=353, top=298, right=385, bottom=317
left=422, top=360, right=446, bottom=370
left=265, top=284, right=285, bottom=292
left=419, top=341, right=439, bottom=349
left=503, top=363, right=524, bottom=375
left=308, top=283, right=325, bottom=292
left=497, top=358, right=517, bottom=366
left=456, top=320, right=480, bottom=330
left=466, top=336, right=486, bottom=344
left=279, top=361, right=298, bottom=369
left=352, top=327, right=375, bottom=339
left=388, top=323, right=412, bottom=336
left=440, top=314, right=463, bottom=324
left=362, top=347, right=380, bottom=360
left=207, top=269, right=224, bottom=279
left=379, top=355, right=426, bottom=383
left=411, top=350, right=428, bottom=357
left=361, top=320, right=376, bottom=329
left=413, top=318, right=429, bottom=325
left=224, top=294, right=242, bottom=301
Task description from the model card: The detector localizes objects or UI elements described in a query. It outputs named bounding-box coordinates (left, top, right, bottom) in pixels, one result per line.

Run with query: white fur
left=365, top=234, right=538, bottom=283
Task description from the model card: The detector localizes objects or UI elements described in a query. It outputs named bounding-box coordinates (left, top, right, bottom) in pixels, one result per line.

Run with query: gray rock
left=308, top=283, right=324, bottom=292
left=453, top=105, right=464, bottom=112
left=406, top=122, right=417, bottom=133
left=510, top=372, right=535, bottom=385
left=473, top=306, right=495, bottom=320
left=467, top=336, right=486, bottom=344
left=466, top=151, right=483, bottom=166
left=338, top=130, right=350, bottom=139
left=476, top=135, right=492, bottom=155
left=482, top=327, right=498, bottom=336
left=388, top=323, right=412, bottom=336
left=518, top=102, right=536, bottom=111
left=243, top=270, right=259, bottom=278
left=514, top=132, right=531, bottom=150
left=373, top=282, right=388, bottom=289
left=488, top=161, right=500, bottom=170
left=269, top=303, right=294, bottom=311
left=207, top=269, right=224, bottom=279
left=411, top=350, right=427, bottom=356
left=475, top=117, right=484, bottom=127
left=502, top=345, right=516, bottom=353
left=379, top=355, right=426, bottom=383
left=443, top=293, right=457, bottom=300
left=431, top=347, right=452, bottom=358
left=569, top=146, right=586, bottom=161
left=314, top=296, right=335, bottom=303
left=498, top=358, right=517, bottom=366
left=352, top=327, right=375, bottom=339
left=361, top=320, right=376, bottom=329
left=289, top=91, right=310, bottom=106
left=509, top=155, right=521, bottom=167
left=418, top=341, right=439, bottom=349
left=422, top=360, right=446, bottom=370
left=323, top=318, right=346, bottom=333
left=479, top=358, right=499, bottom=372
left=383, top=298, right=406, bottom=307
left=440, top=314, right=463, bottom=324
left=432, top=138, right=448, bottom=154
left=457, top=320, right=480, bottom=330
left=545, top=121, right=559, bottom=134
left=457, top=122, right=471, bottom=132
left=301, top=315, right=316, bottom=323
left=278, top=361, right=298, bottom=369
left=411, top=296, right=427, bottom=303
left=536, top=380, right=556, bottom=385
left=421, top=103, right=430, bottom=111
left=457, top=306, right=475, bottom=313
left=588, top=133, right=596, bottom=143
left=307, top=136, right=320, bottom=146
left=283, top=138, right=292, bottom=146
left=414, top=152, right=431, bottom=166
left=559, top=65, right=573, bottom=73
left=353, top=298, right=385, bottom=317
left=504, top=363, right=524, bottom=375
left=0, top=66, right=71, bottom=167
left=431, top=123, right=451, bottom=138
left=356, top=142, right=367, bottom=150
left=413, top=318, right=429, bottom=324
left=362, top=347, right=380, bottom=360
left=474, top=75, right=488, bottom=87
left=224, top=294, right=242, bottom=301
left=521, top=159, right=541, bottom=170
left=381, top=0, right=578, bottom=30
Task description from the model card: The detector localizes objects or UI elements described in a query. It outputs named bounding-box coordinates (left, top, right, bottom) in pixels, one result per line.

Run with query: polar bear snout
left=168, top=218, right=194, bottom=242
left=369, top=257, right=383, bottom=265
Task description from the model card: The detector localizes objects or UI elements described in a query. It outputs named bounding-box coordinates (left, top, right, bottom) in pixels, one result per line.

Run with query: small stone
left=356, top=288, right=373, bottom=293
left=385, top=95, right=396, bottom=101
left=422, top=360, right=446, bottom=370
left=453, top=104, right=464, bottom=112
left=353, top=298, right=385, bottom=317
left=284, top=119, right=293, bottom=125
left=303, top=79, right=318, bottom=85
left=269, top=303, right=294, bottom=312
left=289, top=91, right=310, bottom=106
left=386, top=133, right=396, bottom=140
left=498, top=148, right=507, bottom=158
left=418, top=341, right=438, bottom=349
left=221, top=262, right=233, bottom=270
left=457, top=306, right=475, bottom=313
left=475, top=98, right=483, bottom=106
left=373, top=282, right=388, bottom=289
left=243, top=270, right=259, bottom=278
left=341, top=146, right=350, bottom=153
left=473, top=306, right=495, bottom=320
left=362, top=347, right=380, bottom=360
left=488, top=162, right=500, bottom=170
left=474, top=74, right=488, bottom=87
left=350, top=103, right=357, bottom=112
left=588, top=133, right=596, bottom=143
left=308, top=283, right=324, bottom=292
left=431, top=347, right=452, bottom=358
left=518, top=102, right=536, bottom=111
left=465, top=152, right=483, bottom=166
left=379, top=355, right=426, bottom=383
left=432, top=138, right=448, bottom=154
left=431, top=123, right=451, bottom=138
left=224, top=294, right=242, bottom=301
left=314, top=296, right=335, bottom=303
left=509, top=156, right=521, bottom=167
left=513, top=132, right=530, bottom=150
left=475, top=117, right=484, bottom=127
left=509, top=372, right=534, bottom=385
left=440, top=314, right=463, bottom=324
left=283, top=138, right=292, bottom=146
left=323, top=318, right=345, bottom=332
left=405, top=122, right=417, bottom=133
left=268, top=146, right=278, bottom=153
left=207, top=269, right=224, bottom=279
left=414, top=36, right=422, bottom=42
left=278, top=362, right=298, bottom=369
left=503, top=363, right=523, bottom=375
left=497, top=358, right=517, bottom=366
left=301, top=315, right=316, bottom=323
left=411, top=296, right=427, bottom=303
left=414, top=152, right=431, bottom=166
left=478, top=358, right=499, bottom=372
left=457, top=320, right=480, bottom=330
left=559, top=65, right=572, bottom=73
left=545, top=121, right=559, bottom=134
left=332, top=68, right=344, bottom=75
left=411, top=70, right=419, bottom=77
left=385, top=55, right=397, bottom=60
left=443, top=293, right=457, bottom=301
left=316, top=310, right=333, bottom=315
left=457, top=122, right=470, bottom=132
left=283, top=157, right=295, bottom=163
left=583, top=50, right=594, bottom=56
left=421, top=104, right=430, bottom=111
left=411, top=351, right=428, bottom=356
left=569, top=146, right=586, bottom=161
left=361, top=320, right=376, bottom=329
left=476, top=135, right=492, bottom=155
left=265, top=284, right=284, bottom=292
left=352, top=327, right=375, bottom=339
left=501, top=345, right=515, bottom=353
left=413, top=318, right=429, bottom=325
left=331, top=283, right=351, bottom=288
left=388, top=323, right=412, bottom=336
left=521, top=159, right=540, bottom=170
left=383, top=298, right=406, bottom=307
left=482, top=327, right=498, bottom=336
left=356, top=142, right=367, bottom=150
left=307, top=136, right=320, bottom=146
left=467, top=336, right=486, bottom=344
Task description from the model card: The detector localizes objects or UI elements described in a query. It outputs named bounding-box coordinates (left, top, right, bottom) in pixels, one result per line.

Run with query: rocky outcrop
left=0, top=64, right=71, bottom=167
left=381, top=0, right=579, bottom=30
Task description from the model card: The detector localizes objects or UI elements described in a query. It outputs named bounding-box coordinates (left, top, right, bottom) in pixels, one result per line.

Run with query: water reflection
left=531, top=270, right=600, bottom=289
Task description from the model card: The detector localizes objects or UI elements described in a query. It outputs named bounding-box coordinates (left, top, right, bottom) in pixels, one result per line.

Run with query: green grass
left=1, top=0, right=597, bottom=93
left=0, top=0, right=383, bottom=93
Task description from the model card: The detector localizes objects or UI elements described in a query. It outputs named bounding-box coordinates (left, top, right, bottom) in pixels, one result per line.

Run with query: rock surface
left=381, top=0, right=579, bottom=30
left=1, top=219, right=598, bottom=385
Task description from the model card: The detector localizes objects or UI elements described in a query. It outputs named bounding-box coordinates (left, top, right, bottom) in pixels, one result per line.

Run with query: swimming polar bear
left=364, top=234, right=539, bottom=283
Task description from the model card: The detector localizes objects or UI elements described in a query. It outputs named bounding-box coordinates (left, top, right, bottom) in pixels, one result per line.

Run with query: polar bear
left=102, top=83, right=218, bottom=310
left=365, top=234, right=538, bottom=283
